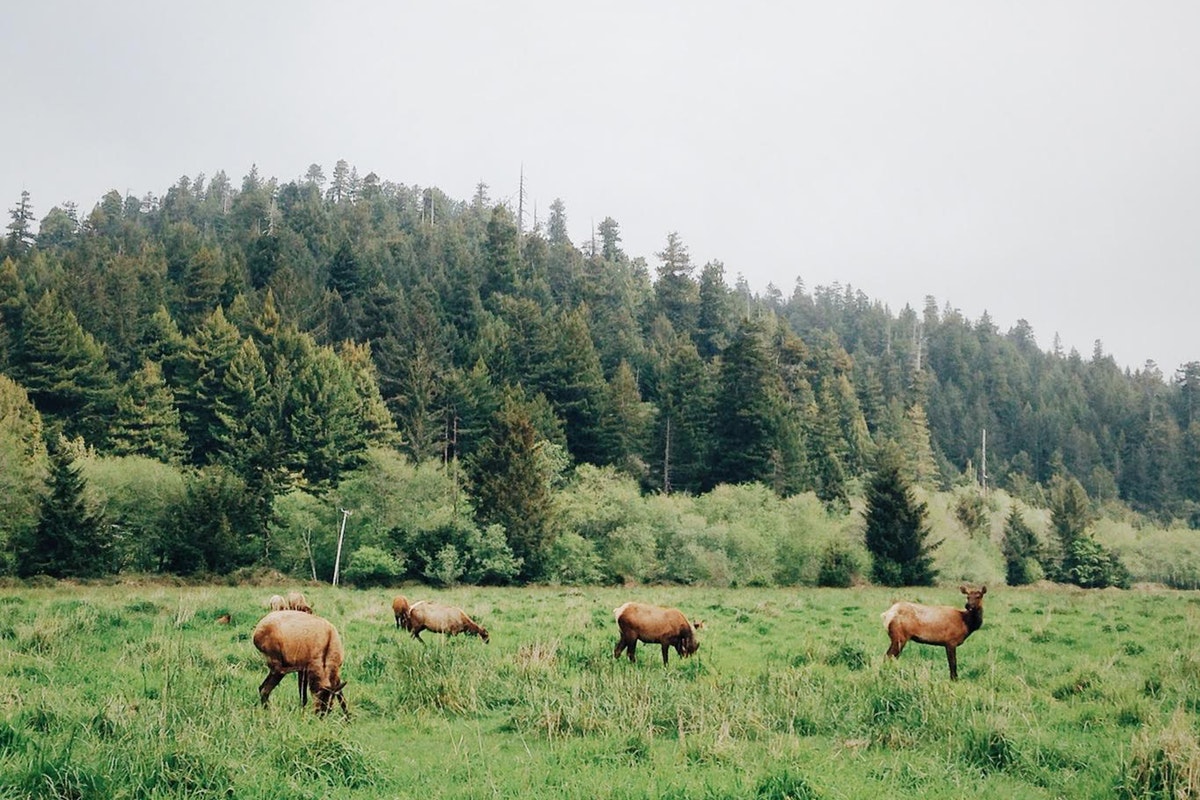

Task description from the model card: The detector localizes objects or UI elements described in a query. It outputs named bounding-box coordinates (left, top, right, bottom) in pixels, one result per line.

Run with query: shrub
left=341, top=545, right=403, bottom=587
left=816, top=541, right=862, bottom=588
left=1063, top=537, right=1131, bottom=589
left=542, top=532, right=604, bottom=584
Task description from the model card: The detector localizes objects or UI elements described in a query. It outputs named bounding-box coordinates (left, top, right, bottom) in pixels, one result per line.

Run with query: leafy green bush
left=341, top=545, right=403, bottom=587
left=543, top=532, right=604, bottom=584
left=816, top=541, right=862, bottom=588
left=1063, top=537, right=1131, bottom=589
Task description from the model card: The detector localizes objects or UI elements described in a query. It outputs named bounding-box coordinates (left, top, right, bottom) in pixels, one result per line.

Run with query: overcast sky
left=4, top=2, right=1198, bottom=372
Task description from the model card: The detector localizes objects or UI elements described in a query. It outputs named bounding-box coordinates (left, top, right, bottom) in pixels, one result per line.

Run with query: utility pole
left=980, top=428, right=988, bottom=498
left=332, top=508, right=351, bottom=587
left=663, top=416, right=672, bottom=495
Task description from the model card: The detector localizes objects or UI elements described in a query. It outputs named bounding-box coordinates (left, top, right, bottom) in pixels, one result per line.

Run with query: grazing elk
left=392, top=595, right=411, bottom=630
left=265, top=592, right=314, bottom=702
left=252, top=610, right=348, bottom=716
left=405, top=600, right=489, bottom=643
left=882, top=584, right=986, bottom=680
left=613, top=602, right=702, bottom=665
left=285, top=592, right=313, bottom=614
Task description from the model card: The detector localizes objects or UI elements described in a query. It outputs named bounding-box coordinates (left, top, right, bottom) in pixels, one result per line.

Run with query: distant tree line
left=0, top=162, right=1196, bottom=585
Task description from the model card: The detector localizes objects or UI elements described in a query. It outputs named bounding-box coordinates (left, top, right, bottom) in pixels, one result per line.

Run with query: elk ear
left=959, top=584, right=969, bottom=594
left=979, top=585, right=987, bottom=595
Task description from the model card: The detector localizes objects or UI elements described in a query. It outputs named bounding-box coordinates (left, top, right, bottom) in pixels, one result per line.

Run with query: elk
left=392, top=595, right=411, bottom=630
left=405, top=600, right=489, bottom=643
left=285, top=591, right=313, bottom=614
left=613, top=602, right=702, bottom=665
left=882, top=584, right=986, bottom=680
left=252, top=610, right=347, bottom=716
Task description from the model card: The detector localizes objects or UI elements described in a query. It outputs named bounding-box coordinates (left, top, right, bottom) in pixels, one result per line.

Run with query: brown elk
left=285, top=591, right=313, bottom=614
left=613, top=602, right=702, bottom=665
left=882, top=585, right=986, bottom=680
left=392, top=595, right=411, bottom=630
left=252, top=610, right=348, bottom=716
left=405, top=600, right=489, bottom=643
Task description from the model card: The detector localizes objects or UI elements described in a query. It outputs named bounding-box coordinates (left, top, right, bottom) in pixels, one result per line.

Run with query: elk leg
left=298, top=668, right=309, bottom=707
left=886, top=636, right=905, bottom=658
left=259, top=670, right=284, bottom=706
left=946, top=646, right=958, bottom=680
left=627, top=640, right=637, bottom=662
left=614, top=638, right=627, bottom=660
left=661, top=643, right=671, bottom=665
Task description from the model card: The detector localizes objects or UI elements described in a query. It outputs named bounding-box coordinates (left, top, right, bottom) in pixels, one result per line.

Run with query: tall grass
left=0, top=583, right=1197, bottom=798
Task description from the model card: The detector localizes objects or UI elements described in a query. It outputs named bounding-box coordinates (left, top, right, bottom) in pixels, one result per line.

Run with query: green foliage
left=864, top=444, right=938, bottom=586
left=1050, top=474, right=1093, bottom=552
left=15, top=442, right=110, bottom=578
left=1062, top=537, right=1131, bottom=589
left=0, top=375, right=45, bottom=571
left=82, top=454, right=186, bottom=572
left=466, top=392, right=556, bottom=581
left=4, top=167, right=1200, bottom=587
left=1002, top=505, right=1043, bottom=586
left=341, top=545, right=403, bottom=588
left=160, top=466, right=260, bottom=575
left=953, top=489, right=989, bottom=536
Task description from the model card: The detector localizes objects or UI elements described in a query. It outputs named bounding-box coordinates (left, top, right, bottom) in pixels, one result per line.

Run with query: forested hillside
left=2, top=162, right=1197, bottom=582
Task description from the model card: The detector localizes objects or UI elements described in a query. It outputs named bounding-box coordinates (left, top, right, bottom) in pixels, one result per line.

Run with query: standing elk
left=881, top=584, right=986, bottom=680
left=252, top=610, right=348, bottom=716
left=404, top=600, right=489, bottom=643
left=613, top=602, right=702, bottom=665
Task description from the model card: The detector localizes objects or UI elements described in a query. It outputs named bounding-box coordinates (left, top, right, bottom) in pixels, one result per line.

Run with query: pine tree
left=465, top=391, right=553, bottom=581
left=14, top=291, right=116, bottom=445
left=864, top=442, right=938, bottom=586
left=653, top=335, right=713, bottom=494
left=1002, top=506, right=1042, bottom=585
left=109, top=360, right=186, bottom=462
left=709, top=318, right=783, bottom=488
left=6, top=190, right=35, bottom=256
left=175, top=306, right=243, bottom=463
left=601, top=360, right=653, bottom=476
left=16, top=442, right=110, bottom=577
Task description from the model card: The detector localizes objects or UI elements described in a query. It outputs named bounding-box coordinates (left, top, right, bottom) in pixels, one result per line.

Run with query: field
left=1, top=583, right=1198, bottom=799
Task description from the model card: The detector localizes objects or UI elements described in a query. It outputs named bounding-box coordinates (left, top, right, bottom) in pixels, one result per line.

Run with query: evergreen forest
left=2, top=161, right=1198, bottom=586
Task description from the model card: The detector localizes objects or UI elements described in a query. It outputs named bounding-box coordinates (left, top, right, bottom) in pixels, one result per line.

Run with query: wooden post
left=332, top=508, right=351, bottom=587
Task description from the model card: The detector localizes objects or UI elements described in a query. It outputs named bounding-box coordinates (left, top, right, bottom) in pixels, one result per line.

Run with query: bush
left=542, top=532, right=604, bottom=584
left=341, top=545, right=403, bottom=587
left=816, top=541, right=861, bottom=588
left=407, top=521, right=520, bottom=586
left=1063, top=537, right=1131, bottom=589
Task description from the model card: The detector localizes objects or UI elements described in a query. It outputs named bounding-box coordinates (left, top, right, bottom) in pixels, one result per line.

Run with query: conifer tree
left=16, top=441, right=110, bottom=577
left=15, top=291, right=116, bottom=445
left=109, top=360, right=186, bottom=462
left=710, top=318, right=783, bottom=488
left=465, top=390, right=553, bottom=581
left=864, top=442, right=938, bottom=586
left=653, top=335, right=712, bottom=494
left=1002, top=506, right=1042, bottom=585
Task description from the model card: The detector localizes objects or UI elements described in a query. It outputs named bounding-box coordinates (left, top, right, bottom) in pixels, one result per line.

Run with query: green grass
left=0, top=583, right=1198, bottom=798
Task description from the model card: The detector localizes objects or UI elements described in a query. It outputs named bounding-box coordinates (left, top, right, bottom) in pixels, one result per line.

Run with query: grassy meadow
left=1, top=582, right=1198, bottom=799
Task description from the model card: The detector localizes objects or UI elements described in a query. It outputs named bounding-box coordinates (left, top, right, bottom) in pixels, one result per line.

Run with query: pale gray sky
left=5, top=2, right=1198, bottom=372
